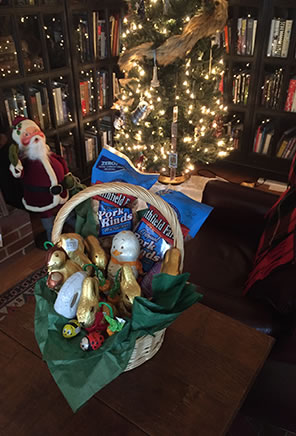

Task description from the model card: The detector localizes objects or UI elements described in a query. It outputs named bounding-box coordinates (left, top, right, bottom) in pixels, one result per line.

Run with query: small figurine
left=54, top=271, right=87, bottom=318
left=62, top=319, right=81, bottom=338
left=80, top=332, right=105, bottom=351
left=8, top=117, right=75, bottom=240
left=84, top=235, right=108, bottom=271
left=76, top=276, right=100, bottom=328
left=107, top=230, right=141, bottom=281
left=57, top=233, right=93, bottom=273
left=46, top=246, right=82, bottom=291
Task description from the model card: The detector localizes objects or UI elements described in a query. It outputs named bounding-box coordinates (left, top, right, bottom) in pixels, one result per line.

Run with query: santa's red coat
left=20, top=152, right=69, bottom=218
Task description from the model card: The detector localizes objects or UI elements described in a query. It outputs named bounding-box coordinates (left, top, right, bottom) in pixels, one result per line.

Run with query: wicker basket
left=51, top=182, right=184, bottom=371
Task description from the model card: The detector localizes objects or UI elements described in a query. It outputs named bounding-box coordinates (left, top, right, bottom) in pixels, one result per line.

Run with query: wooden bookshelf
left=0, top=0, right=123, bottom=188
left=223, top=0, right=296, bottom=182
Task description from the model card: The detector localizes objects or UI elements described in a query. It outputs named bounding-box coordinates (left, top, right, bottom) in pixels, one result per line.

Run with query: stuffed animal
left=107, top=230, right=141, bottom=281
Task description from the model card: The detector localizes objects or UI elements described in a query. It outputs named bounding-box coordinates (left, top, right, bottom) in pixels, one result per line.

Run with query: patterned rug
left=0, top=266, right=47, bottom=321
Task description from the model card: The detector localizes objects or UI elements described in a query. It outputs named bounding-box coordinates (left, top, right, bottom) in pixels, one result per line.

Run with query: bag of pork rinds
left=91, top=145, right=158, bottom=243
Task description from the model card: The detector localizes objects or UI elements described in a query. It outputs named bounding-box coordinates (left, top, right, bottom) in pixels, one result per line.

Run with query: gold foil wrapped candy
left=161, top=247, right=181, bottom=276
left=76, top=276, right=100, bottom=328
left=84, top=235, right=108, bottom=272
left=57, top=233, right=93, bottom=274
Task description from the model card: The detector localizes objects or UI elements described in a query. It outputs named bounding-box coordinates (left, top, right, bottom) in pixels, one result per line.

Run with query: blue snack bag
left=134, top=189, right=213, bottom=273
left=91, top=145, right=158, bottom=237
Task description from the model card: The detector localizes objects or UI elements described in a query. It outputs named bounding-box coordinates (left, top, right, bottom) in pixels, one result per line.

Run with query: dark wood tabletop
left=0, top=298, right=274, bottom=436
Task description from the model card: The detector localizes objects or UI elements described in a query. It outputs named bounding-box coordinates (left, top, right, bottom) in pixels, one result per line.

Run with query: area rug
left=0, top=266, right=47, bottom=321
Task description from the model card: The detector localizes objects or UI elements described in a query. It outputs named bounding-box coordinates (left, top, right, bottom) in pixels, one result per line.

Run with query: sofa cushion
left=184, top=208, right=260, bottom=294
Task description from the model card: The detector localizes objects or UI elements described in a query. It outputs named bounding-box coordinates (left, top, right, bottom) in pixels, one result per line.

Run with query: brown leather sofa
left=183, top=179, right=296, bottom=432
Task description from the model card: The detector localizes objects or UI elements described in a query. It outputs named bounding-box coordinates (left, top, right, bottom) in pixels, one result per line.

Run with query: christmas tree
left=113, top=0, right=231, bottom=178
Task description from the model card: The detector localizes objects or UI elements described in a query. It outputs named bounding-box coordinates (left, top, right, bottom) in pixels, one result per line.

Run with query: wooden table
left=0, top=299, right=273, bottom=436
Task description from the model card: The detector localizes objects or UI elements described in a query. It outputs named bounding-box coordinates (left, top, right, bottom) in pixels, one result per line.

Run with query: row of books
left=253, top=122, right=274, bottom=155
left=52, top=82, right=71, bottom=126
left=261, top=69, right=283, bottom=110
left=4, top=83, right=70, bottom=128
left=232, top=71, right=250, bottom=105
left=80, top=71, right=109, bottom=116
left=237, top=17, right=257, bottom=56
left=74, top=12, right=122, bottom=62
left=253, top=123, right=296, bottom=159
left=284, top=77, right=296, bottom=112
left=85, top=131, right=99, bottom=162
left=267, top=18, right=293, bottom=58
left=75, top=17, right=92, bottom=63
left=84, top=118, right=113, bottom=162
left=93, top=12, right=107, bottom=59
left=276, top=127, right=296, bottom=159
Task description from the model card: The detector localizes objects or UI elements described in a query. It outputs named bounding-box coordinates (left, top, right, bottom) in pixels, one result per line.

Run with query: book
left=251, top=20, right=257, bottom=55
left=52, top=87, right=64, bottom=125
left=281, top=20, right=293, bottom=57
left=276, top=126, right=296, bottom=157
left=284, top=77, right=296, bottom=111
left=246, top=18, right=254, bottom=55
left=267, top=19, right=276, bottom=56
left=274, top=19, right=286, bottom=57
left=271, top=18, right=280, bottom=57
left=262, top=129, right=274, bottom=155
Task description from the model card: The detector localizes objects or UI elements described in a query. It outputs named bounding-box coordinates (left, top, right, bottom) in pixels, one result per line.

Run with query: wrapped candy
left=76, top=276, right=100, bottom=328
left=54, top=271, right=87, bottom=318
left=84, top=235, right=108, bottom=271
left=120, top=264, right=141, bottom=305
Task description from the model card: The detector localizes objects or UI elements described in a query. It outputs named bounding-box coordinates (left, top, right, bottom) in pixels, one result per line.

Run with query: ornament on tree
left=151, top=50, right=160, bottom=88
left=170, top=105, right=178, bottom=181
left=114, top=107, right=126, bottom=130
left=130, top=100, right=150, bottom=124
left=214, top=115, right=224, bottom=138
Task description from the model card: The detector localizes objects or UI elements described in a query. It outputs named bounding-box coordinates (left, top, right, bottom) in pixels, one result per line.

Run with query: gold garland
left=119, top=0, right=228, bottom=71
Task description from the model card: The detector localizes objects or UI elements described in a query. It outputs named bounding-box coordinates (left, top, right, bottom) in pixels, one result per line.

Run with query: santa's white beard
left=22, top=136, right=50, bottom=162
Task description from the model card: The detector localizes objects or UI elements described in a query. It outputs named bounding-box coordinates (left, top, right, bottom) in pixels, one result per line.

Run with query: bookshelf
left=0, top=0, right=123, bottom=186
left=224, top=0, right=296, bottom=182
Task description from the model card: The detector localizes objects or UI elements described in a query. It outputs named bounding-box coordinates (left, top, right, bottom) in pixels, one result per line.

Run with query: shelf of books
left=223, top=0, right=296, bottom=180
left=0, top=0, right=123, bottom=181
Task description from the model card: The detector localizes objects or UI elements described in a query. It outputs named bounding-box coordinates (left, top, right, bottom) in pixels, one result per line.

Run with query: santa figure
left=9, top=116, right=74, bottom=239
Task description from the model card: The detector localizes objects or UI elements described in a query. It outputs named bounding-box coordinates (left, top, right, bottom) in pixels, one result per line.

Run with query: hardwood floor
left=1, top=246, right=45, bottom=294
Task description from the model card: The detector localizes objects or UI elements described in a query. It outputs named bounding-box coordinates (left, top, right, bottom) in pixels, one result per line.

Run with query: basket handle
left=51, top=182, right=184, bottom=271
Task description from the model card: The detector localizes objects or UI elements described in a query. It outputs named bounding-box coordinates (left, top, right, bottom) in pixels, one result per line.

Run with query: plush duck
left=46, top=246, right=82, bottom=291
left=107, top=230, right=142, bottom=282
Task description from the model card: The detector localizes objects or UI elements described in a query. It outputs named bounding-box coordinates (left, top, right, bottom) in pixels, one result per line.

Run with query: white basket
left=51, top=182, right=184, bottom=370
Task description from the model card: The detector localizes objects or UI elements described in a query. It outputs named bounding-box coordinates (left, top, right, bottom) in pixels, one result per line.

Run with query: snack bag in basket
left=134, top=189, right=213, bottom=273
left=91, top=145, right=158, bottom=238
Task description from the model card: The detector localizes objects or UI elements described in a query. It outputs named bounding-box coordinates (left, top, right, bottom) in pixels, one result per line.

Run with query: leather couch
left=183, top=179, right=296, bottom=432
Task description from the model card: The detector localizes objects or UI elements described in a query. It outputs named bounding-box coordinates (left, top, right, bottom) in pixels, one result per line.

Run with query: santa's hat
left=12, top=117, right=41, bottom=147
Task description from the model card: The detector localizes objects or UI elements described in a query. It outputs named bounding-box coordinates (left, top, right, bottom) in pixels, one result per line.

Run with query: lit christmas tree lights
left=113, top=0, right=233, bottom=179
